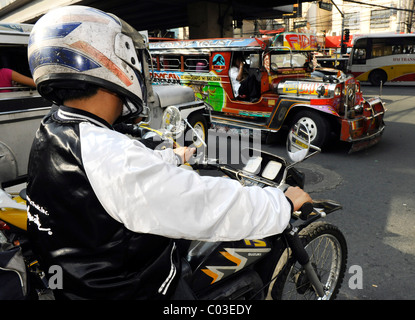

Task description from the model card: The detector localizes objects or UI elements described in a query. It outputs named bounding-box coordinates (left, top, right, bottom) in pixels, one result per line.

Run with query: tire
left=271, top=222, right=348, bottom=300
left=184, top=112, right=208, bottom=149
left=290, top=110, right=332, bottom=149
left=369, top=69, right=387, bottom=86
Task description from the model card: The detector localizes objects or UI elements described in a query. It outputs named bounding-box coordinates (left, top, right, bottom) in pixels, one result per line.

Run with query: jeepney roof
left=149, top=37, right=266, bottom=54
left=149, top=32, right=317, bottom=53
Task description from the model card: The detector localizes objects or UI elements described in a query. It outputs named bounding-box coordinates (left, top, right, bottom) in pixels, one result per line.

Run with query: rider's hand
left=174, top=146, right=196, bottom=164
left=284, top=186, right=312, bottom=212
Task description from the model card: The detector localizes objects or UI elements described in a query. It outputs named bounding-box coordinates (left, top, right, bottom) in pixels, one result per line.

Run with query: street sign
left=319, top=1, right=332, bottom=11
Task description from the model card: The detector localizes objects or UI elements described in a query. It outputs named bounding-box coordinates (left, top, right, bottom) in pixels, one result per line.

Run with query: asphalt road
left=309, top=84, right=415, bottom=300
left=205, top=83, right=415, bottom=300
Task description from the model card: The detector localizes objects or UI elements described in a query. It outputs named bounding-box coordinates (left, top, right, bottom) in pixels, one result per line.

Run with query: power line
left=343, top=0, right=414, bottom=12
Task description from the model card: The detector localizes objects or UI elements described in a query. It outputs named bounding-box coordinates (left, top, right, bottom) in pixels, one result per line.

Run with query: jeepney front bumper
left=340, top=97, right=386, bottom=153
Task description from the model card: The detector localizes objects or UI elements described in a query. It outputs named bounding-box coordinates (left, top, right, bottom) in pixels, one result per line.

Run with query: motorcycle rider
left=26, top=5, right=312, bottom=299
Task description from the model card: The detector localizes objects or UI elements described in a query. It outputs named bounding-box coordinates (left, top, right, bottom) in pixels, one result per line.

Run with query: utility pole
left=408, top=0, right=415, bottom=32
left=329, top=1, right=345, bottom=55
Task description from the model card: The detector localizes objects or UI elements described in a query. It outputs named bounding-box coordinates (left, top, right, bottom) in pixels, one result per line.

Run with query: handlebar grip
left=190, top=159, right=220, bottom=170
left=299, top=202, right=314, bottom=220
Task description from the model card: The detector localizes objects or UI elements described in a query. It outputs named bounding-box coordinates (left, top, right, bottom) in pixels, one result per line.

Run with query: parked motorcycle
left=0, top=188, right=51, bottom=299
left=150, top=106, right=348, bottom=300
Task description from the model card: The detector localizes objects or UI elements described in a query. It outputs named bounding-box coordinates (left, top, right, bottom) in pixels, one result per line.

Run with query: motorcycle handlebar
left=299, top=202, right=314, bottom=220
left=189, top=159, right=317, bottom=221
left=190, top=159, right=220, bottom=170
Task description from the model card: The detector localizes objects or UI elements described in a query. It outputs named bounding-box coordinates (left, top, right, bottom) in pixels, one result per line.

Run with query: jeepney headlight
left=334, top=86, right=341, bottom=96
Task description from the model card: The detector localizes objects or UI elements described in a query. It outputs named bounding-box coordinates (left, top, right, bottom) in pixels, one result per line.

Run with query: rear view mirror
left=161, top=106, right=185, bottom=138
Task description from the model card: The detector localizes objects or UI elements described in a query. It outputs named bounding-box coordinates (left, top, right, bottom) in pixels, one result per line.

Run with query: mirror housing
left=287, top=123, right=311, bottom=163
left=161, top=106, right=185, bottom=138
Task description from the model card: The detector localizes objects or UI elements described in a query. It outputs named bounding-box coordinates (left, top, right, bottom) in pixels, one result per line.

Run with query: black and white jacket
left=27, top=105, right=291, bottom=299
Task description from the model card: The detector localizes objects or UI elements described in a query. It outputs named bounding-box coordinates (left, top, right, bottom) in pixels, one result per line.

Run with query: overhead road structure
left=0, top=0, right=310, bottom=38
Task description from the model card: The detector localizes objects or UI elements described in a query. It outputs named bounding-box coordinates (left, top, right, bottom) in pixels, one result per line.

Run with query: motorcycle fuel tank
left=186, top=238, right=272, bottom=289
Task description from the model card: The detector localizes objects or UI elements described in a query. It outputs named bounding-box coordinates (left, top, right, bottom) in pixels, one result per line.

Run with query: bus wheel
left=185, top=112, right=208, bottom=149
left=290, top=110, right=331, bottom=149
left=369, top=69, right=387, bottom=86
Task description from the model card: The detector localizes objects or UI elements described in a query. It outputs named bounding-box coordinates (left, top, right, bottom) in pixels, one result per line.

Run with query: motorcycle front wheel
left=272, top=221, right=348, bottom=300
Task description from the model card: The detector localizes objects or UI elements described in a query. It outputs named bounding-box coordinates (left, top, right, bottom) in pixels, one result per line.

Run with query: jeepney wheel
left=369, top=69, right=387, bottom=86
left=185, top=112, right=208, bottom=149
left=290, top=111, right=331, bottom=149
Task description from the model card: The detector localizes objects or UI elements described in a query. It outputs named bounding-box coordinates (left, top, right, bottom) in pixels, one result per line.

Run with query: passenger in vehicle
left=0, top=68, right=36, bottom=92
left=229, top=54, right=260, bottom=102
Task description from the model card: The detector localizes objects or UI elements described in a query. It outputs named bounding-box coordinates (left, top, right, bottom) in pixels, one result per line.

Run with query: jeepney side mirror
left=249, top=54, right=260, bottom=69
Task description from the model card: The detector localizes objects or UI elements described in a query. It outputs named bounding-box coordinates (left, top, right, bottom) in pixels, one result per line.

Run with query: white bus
left=348, top=33, right=415, bottom=85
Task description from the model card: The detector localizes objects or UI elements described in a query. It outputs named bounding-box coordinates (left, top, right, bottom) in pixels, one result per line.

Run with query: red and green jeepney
left=149, top=32, right=386, bottom=152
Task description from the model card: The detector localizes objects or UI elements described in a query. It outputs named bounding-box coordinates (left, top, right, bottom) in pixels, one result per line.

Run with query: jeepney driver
left=229, top=53, right=260, bottom=102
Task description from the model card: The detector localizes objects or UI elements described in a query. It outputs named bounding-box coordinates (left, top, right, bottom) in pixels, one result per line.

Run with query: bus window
left=402, top=37, right=415, bottom=53
left=372, top=38, right=394, bottom=57
left=352, top=38, right=367, bottom=64
left=184, top=55, right=209, bottom=72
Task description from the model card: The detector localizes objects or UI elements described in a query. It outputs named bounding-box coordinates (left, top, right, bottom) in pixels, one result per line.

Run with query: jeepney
left=149, top=32, right=386, bottom=152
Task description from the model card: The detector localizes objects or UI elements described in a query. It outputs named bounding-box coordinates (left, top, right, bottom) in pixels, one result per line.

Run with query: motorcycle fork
left=284, top=225, right=325, bottom=298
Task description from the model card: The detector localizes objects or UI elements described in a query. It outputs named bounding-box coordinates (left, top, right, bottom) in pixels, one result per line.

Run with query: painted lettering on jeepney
left=152, top=72, right=181, bottom=84
left=182, top=74, right=221, bottom=81
left=284, top=34, right=317, bottom=51
left=151, top=69, right=225, bottom=111
left=150, top=38, right=256, bottom=50
left=282, top=81, right=329, bottom=96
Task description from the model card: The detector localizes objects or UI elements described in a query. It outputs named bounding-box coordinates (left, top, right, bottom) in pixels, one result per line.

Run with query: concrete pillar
left=187, top=1, right=233, bottom=39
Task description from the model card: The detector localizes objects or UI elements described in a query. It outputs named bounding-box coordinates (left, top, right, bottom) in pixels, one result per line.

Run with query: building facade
left=238, top=0, right=415, bottom=39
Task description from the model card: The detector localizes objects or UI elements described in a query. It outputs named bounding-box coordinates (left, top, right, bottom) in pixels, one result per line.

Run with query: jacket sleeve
left=80, top=123, right=291, bottom=241
left=152, top=147, right=181, bottom=166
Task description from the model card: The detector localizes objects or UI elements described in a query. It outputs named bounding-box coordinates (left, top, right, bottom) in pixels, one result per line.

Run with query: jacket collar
left=56, top=105, right=113, bottom=130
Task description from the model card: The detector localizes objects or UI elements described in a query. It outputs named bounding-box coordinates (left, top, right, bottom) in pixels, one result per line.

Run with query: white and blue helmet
left=28, top=5, right=147, bottom=121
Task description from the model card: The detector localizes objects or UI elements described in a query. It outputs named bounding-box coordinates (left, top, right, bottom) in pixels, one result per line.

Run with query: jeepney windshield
left=270, top=52, right=307, bottom=69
